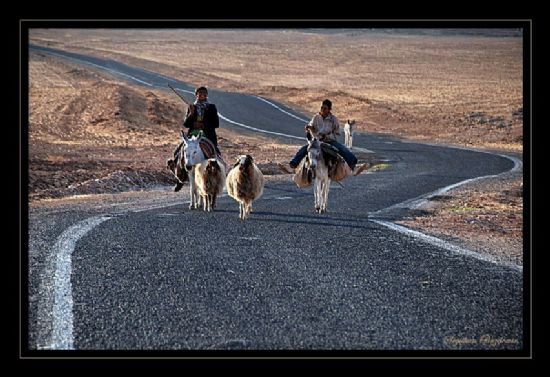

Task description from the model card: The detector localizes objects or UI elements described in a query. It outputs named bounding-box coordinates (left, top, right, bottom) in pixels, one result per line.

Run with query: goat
left=226, top=154, right=264, bottom=220
left=344, top=119, right=356, bottom=149
left=194, top=158, right=226, bottom=212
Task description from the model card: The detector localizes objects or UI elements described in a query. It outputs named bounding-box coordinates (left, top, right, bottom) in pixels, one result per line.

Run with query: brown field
left=28, top=29, right=524, bottom=263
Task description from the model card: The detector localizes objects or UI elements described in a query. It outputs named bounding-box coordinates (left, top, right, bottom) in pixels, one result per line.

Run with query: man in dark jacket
left=168, top=86, right=221, bottom=192
left=183, top=86, right=220, bottom=150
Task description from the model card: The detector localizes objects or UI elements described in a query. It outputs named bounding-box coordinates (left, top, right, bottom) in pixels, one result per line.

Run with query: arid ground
left=28, top=29, right=524, bottom=264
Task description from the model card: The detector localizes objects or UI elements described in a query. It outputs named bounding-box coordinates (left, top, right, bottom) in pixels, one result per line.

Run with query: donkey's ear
left=306, top=130, right=313, bottom=142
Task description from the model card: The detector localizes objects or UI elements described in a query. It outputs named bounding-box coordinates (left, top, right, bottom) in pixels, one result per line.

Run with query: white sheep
left=226, top=154, right=264, bottom=220
left=194, top=158, right=226, bottom=212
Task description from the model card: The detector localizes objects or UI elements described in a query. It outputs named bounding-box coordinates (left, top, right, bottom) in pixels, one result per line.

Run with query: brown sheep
left=194, top=158, right=226, bottom=212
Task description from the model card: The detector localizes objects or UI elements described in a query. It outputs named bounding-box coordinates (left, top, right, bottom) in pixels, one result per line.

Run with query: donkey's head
left=181, top=131, right=205, bottom=171
left=306, top=130, right=322, bottom=171
left=345, top=119, right=356, bottom=129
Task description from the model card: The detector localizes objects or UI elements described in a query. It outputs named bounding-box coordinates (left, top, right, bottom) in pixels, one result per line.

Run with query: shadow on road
left=212, top=209, right=374, bottom=230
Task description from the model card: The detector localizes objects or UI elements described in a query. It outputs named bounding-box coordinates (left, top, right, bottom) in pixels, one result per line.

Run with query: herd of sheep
left=188, top=154, right=264, bottom=220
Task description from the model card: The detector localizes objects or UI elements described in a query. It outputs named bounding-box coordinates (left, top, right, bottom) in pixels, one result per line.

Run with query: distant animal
left=226, top=154, right=264, bottom=220
left=180, top=131, right=217, bottom=210
left=194, top=158, right=226, bottom=212
left=344, top=119, right=356, bottom=149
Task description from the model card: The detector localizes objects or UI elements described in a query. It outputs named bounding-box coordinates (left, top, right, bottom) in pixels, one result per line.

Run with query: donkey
left=305, top=131, right=340, bottom=214
left=344, top=119, right=356, bottom=149
left=179, top=131, right=216, bottom=210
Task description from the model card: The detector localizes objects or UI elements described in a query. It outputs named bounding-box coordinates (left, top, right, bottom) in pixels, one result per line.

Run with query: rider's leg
left=328, top=141, right=357, bottom=170
left=289, top=145, right=308, bottom=168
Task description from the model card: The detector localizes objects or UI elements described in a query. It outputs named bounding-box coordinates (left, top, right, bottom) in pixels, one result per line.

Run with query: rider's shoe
left=166, top=158, right=176, bottom=172
left=174, top=181, right=184, bottom=192
left=353, top=163, right=370, bottom=176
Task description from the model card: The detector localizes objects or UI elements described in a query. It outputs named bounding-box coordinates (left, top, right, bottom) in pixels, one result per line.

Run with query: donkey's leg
left=318, top=179, right=325, bottom=213
left=314, top=178, right=322, bottom=213
left=322, top=178, right=330, bottom=213
left=188, top=173, right=196, bottom=210
left=192, top=169, right=201, bottom=209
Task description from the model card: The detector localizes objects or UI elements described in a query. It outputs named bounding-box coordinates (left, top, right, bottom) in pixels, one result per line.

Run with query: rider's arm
left=183, top=105, right=195, bottom=128
left=208, top=104, right=220, bottom=129
left=332, top=115, right=341, bottom=136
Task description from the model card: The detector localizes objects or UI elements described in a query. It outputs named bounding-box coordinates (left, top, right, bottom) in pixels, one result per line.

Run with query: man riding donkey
left=167, top=86, right=223, bottom=192
left=279, top=99, right=369, bottom=176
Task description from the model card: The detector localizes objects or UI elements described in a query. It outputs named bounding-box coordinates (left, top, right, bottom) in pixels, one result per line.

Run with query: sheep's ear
left=352, top=119, right=355, bottom=124
left=347, top=119, right=351, bottom=124
left=246, top=154, right=253, bottom=162
left=306, top=130, right=313, bottom=142
left=181, top=130, right=188, bottom=143
left=233, top=158, right=240, bottom=167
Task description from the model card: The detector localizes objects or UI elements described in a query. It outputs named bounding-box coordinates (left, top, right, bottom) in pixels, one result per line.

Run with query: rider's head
left=320, top=99, right=332, bottom=116
left=195, top=86, right=208, bottom=101
left=195, top=86, right=208, bottom=95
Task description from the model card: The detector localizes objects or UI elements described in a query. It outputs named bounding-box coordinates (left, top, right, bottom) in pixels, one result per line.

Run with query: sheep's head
left=235, top=154, right=254, bottom=170
left=206, top=158, right=220, bottom=174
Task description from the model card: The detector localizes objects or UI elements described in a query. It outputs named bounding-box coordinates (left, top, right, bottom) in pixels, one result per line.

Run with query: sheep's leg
left=211, top=194, right=217, bottom=210
left=202, top=195, right=208, bottom=211
left=349, top=134, right=353, bottom=149
left=207, top=194, right=213, bottom=212
left=239, top=202, right=244, bottom=220
left=245, top=202, right=252, bottom=219
left=188, top=172, right=196, bottom=210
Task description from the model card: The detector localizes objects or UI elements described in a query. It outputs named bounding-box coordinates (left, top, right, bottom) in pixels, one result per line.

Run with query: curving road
left=27, top=45, right=524, bottom=352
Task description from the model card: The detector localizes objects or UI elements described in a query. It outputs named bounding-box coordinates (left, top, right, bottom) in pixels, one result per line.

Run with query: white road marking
left=218, top=113, right=303, bottom=140
left=41, top=50, right=153, bottom=87
left=374, top=154, right=522, bottom=213
left=371, top=220, right=522, bottom=272
left=370, top=151, right=522, bottom=271
left=48, top=215, right=111, bottom=350
left=252, top=95, right=310, bottom=122
left=35, top=48, right=307, bottom=141
left=350, top=146, right=375, bottom=153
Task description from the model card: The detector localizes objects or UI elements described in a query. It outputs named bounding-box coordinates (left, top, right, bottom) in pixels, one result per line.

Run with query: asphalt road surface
left=27, top=45, right=524, bottom=353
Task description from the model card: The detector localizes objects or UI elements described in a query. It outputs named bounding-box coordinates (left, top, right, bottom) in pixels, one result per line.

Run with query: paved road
left=27, top=45, right=524, bottom=352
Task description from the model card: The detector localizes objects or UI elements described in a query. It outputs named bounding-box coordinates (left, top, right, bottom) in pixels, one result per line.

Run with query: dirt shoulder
left=396, top=168, right=523, bottom=266
left=28, top=29, right=524, bottom=263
